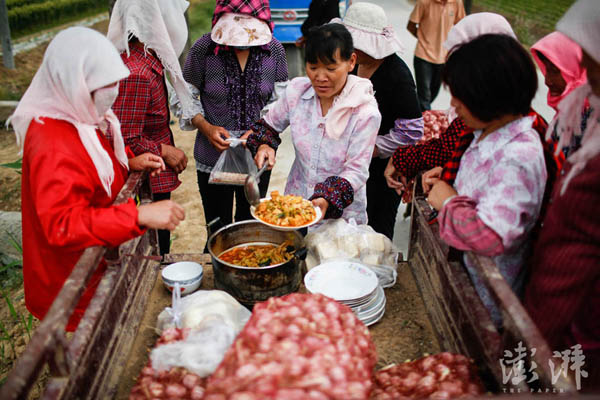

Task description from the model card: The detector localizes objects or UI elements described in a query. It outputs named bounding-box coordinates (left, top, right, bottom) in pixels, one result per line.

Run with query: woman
left=247, top=23, right=382, bottom=224
left=384, top=13, right=518, bottom=193
left=9, top=27, right=185, bottom=331
left=108, top=0, right=194, bottom=255
left=525, top=0, right=600, bottom=389
left=183, top=0, right=288, bottom=228
left=296, top=0, right=340, bottom=47
left=531, top=31, right=589, bottom=168
left=425, top=34, right=546, bottom=325
left=336, top=2, right=422, bottom=239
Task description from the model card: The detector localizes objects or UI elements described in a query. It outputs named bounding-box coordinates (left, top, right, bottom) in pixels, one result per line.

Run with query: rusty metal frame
left=408, top=194, right=575, bottom=393
left=0, top=172, right=160, bottom=400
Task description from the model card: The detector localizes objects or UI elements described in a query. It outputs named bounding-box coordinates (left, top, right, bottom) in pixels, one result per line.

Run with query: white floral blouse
left=262, top=77, right=381, bottom=224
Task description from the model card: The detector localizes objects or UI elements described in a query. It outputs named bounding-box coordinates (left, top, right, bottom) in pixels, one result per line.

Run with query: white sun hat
left=332, top=2, right=404, bottom=60
left=443, top=12, right=517, bottom=52
left=211, top=13, right=272, bottom=47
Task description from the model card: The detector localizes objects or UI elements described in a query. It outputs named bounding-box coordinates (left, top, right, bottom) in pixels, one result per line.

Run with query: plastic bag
left=152, top=290, right=252, bottom=377
left=208, top=131, right=257, bottom=185
left=304, top=219, right=398, bottom=288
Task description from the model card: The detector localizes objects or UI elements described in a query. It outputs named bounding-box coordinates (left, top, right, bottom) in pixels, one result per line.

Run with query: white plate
left=250, top=197, right=322, bottom=231
left=353, top=286, right=385, bottom=315
left=362, top=305, right=386, bottom=327
left=360, top=300, right=386, bottom=326
left=356, top=296, right=386, bottom=320
left=339, top=283, right=381, bottom=306
left=342, top=290, right=378, bottom=306
left=304, top=260, right=379, bottom=301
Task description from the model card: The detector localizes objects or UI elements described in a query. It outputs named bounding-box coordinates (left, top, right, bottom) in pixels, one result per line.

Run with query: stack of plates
left=304, top=260, right=386, bottom=326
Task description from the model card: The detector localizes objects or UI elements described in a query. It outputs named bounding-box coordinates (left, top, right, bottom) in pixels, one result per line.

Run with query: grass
left=188, top=0, right=216, bottom=44
left=473, top=0, right=576, bottom=46
left=9, top=7, right=107, bottom=40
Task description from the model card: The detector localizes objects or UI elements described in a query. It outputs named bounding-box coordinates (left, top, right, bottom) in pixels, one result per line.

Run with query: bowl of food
left=161, top=262, right=203, bottom=295
left=250, top=191, right=322, bottom=231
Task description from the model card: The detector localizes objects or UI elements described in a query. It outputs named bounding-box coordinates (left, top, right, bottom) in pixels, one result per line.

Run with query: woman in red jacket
left=525, top=0, right=600, bottom=391
left=9, top=27, right=185, bottom=331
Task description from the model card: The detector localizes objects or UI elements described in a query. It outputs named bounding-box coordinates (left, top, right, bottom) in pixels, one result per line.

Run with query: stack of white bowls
left=304, top=260, right=386, bottom=326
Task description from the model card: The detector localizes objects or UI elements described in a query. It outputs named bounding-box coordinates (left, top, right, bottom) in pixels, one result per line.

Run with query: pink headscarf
left=550, top=0, right=600, bottom=194
left=326, top=75, right=377, bottom=140
left=531, top=32, right=587, bottom=111
left=8, top=27, right=130, bottom=197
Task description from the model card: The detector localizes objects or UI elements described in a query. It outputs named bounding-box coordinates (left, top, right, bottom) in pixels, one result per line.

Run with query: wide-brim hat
left=335, top=2, right=404, bottom=60
left=211, top=13, right=272, bottom=47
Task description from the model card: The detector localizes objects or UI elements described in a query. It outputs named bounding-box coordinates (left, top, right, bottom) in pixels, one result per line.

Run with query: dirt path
left=168, top=123, right=206, bottom=253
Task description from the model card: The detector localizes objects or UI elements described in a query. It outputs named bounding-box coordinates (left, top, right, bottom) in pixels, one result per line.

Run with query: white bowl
left=161, top=262, right=203, bottom=295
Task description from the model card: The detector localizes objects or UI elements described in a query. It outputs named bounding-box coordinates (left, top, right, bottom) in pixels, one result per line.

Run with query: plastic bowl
left=161, top=261, right=203, bottom=295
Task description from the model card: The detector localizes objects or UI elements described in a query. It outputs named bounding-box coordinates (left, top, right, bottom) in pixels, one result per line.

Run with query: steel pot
left=207, top=220, right=306, bottom=307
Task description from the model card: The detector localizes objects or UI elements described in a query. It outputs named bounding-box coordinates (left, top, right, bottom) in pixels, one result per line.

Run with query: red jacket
left=21, top=118, right=144, bottom=331
left=525, top=153, right=600, bottom=388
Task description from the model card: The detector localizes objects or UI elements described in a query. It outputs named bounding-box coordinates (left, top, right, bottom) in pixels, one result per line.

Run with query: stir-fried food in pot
left=255, top=191, right=317, bottom=227
left=219, top=241, right=294, bottom=268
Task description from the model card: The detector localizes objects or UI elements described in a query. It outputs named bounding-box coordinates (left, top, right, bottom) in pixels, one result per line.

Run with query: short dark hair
left=305, top=23, right=353, bottom=64
left=442, top=34, right=537, bottom=122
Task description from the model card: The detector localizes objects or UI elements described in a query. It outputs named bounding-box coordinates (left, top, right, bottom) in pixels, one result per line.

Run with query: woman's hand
left=384, top=158, right=407, bottom=195
left=255, top=144, right=276, bottom=170
left=427, top=180, right=457, bottom=211
left=192, top=114, right=231, bottom=152
left=240, top=129, right=253, bottom=148
left=128, top=153, right=166, bottom=177
left=137, top=200, right=185, bottom=231
left=204, top=124, right=231, bottom=152
left=161, top=144, right=188, bottom=174
left=311, top=197, right=328, bottom=221
left=422, top=166, right=443, bottom=193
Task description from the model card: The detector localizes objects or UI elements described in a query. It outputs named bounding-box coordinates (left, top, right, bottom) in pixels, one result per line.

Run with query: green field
left=188, top=0, right=216, bottom=44
left=473, top=0, right=576, bottom=46
left=7, top=0, right=106, bottom=39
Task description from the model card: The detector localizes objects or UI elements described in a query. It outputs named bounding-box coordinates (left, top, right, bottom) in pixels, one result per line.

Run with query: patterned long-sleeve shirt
left=111, top=44, right=180, bottom=194
left=392, top=117, right=470, bottom=180
left=248, top=77, right=381, bottom=224
left=439, top=116, right=547, bottom=324
left=183, top=34, right=288, bottom=171
left=441, top=110, right=549, bottom=185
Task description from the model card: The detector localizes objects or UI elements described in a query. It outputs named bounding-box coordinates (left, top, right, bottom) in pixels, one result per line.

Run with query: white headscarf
left=108, top=0, right=196, bottom=119
left=443, top=12, right=516, bottom=52
left=8, top=27, right=130, bottom=197
left=551, top=0, right=600, bottom=194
